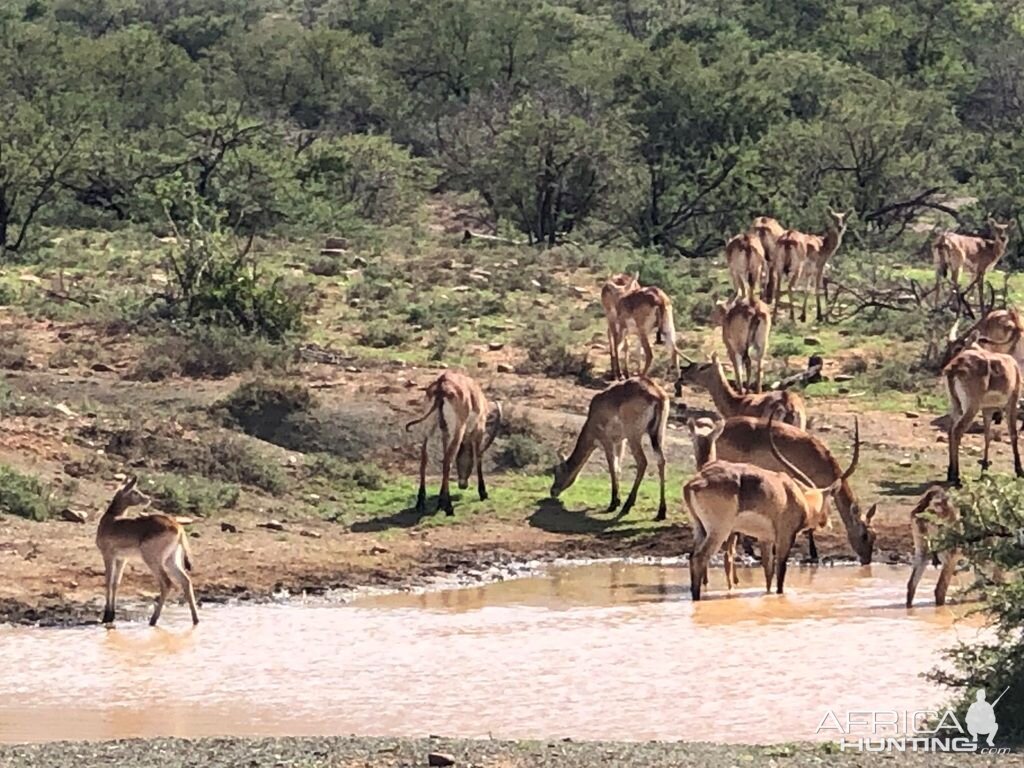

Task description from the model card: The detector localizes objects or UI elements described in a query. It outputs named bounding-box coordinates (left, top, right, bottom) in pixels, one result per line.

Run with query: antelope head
left=106, top=476, right=151, bottom=518
left=987, top=218, right=1012, bottom=246
left=827, top=207, right=852, bottom=236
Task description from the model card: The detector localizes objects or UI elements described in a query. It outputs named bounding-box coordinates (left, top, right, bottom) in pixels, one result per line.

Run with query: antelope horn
left=840, top=417, right=861, bottom=481
left=767, top=409, right=815, bottom=489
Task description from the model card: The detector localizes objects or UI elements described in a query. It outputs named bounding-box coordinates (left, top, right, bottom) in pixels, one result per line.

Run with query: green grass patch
left=0, top=465, right=60, bottom=521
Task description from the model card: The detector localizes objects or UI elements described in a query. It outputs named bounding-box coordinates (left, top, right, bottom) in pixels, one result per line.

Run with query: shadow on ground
left=349, top=494, right=463, bottom=532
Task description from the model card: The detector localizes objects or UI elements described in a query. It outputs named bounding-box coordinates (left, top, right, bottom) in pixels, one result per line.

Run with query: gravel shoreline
left=0, top=736, right=1019, bottom=767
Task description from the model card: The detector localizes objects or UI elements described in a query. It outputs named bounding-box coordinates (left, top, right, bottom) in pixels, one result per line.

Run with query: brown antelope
left=676, top=354, right=807, bottom=429
left=800, top=208, right=850, bottom=322
left=773, top=209, right=849, bottom=322
left=615, top=286, right=680, bottom=382
left=95, top=477, right=199, bottom=627
left=710, top=297, right=772, bottom=393
left=943, top=345, right=1022, bottom=486
left=751, top=216, right=786, bottom=301
left=724, top=233, right=766, bottom=301
left=945, top=308, right=1024, bottom=371
left=601, top=272, right=641, bottom=379
left=905, top=485, right=961, bottom=608
left=713, top=416, right=878, bottom=564
left=551, top=377, right=669, bottom=520
left=405, top=371, right=503, bottom=515
left=933, top=220, right=1011, bottom=312
left=685, top=412, right=857, bottom=600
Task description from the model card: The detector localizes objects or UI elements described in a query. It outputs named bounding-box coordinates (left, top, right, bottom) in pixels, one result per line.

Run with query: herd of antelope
left=95, top=213, right=1018, bottom=625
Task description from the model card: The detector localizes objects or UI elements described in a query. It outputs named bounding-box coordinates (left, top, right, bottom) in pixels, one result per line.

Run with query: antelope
left=943, top=344, right=1022, bottom=486
left=676, top=354, right=806, bottom=429
left=751, top=216, right=786, bottom=301
left=906, top=485, right=961, bottom=608
left=685, top=412, right=857, bottom=600
left=95, top=477, right=199, bottom=627
left=686, top=416, right=741, bottom=589
left=933, top=220, right=1012, bottom=312
left=724, top=233, right=766, bottom=301
left=614, top=286, right=680, bottom=382
left=800, top=208, right=850, bottom=322
left=405, top=371, right=503, bottom=515
left=710, top=297, right=772, bottom=393
left=773, top=209, right=849, bottom=322
left=712, top=416, right=878, bottom=564
left=601, top=272, right=641, bottom=379
left=945, top=309, right=1024, bottom=371
left=551, top=377, right=669, bottom=520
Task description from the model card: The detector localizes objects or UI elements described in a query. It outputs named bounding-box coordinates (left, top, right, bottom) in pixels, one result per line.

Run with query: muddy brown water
left=0, top=562, right=982, bottom=745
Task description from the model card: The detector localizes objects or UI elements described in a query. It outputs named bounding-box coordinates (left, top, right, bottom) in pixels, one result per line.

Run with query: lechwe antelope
left=601, top=272, right=641, bottom=379
left=943, top=344, right=1022, bottom=486
left=713, top=416, right=878, bottom=563
left=685, top=412, right=858, bottom=600
left=905, top=485, right=961, bottom=608
left=724, top=233, right=766, bottom=301
left=96, top=477, right=199, bottom=627
left=751, top=216, right=786, bottom=301
left=551, top=377, right=669, bottom=520
left=944, top=308, right=1024, bottom=371
left=933, top=219, right=1012, bottom=312
left=614, top=286, right=680, bottom=383
left=686, top=416, right=741, bottom=589
left=710, top=297, right=772, bottom=393
left=773, top=209, right=849, bottom=322
left=676, top=353, right=806, bottom=428
left=406, top=371, right=502, bottom=516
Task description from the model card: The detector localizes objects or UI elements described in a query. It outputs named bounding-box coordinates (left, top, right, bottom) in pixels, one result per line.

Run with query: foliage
left=141, top=472, right=240, bottom=517
left=131, top=325, right=294, bottom=380
left=930, top=476, right=1024, bottom=744
left=0, top=464, right=58, bottom=521
left=516, top=320, right=594, bottom=380
left=218, top=378, right=316, bottom=440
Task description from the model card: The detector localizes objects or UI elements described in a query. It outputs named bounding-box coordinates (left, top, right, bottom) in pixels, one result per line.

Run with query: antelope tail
left=405, top=401, right=440, bottom=431
left=179, top=528, right=194, bottom=572
left=656, top=302, right=675, bottom=347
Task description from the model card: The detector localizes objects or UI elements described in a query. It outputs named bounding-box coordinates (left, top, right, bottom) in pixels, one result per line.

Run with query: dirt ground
left=0, top=312, right=994, bottom=626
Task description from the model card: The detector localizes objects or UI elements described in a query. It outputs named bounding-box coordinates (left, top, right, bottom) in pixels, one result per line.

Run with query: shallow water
left=0, top=562, right=982, bottom=745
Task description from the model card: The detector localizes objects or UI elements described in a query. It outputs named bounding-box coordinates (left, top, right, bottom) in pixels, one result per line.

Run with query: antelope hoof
left=654, top=503, right=667, bottom=522
left=673, top=381, right=683, bottom=398
left=620, top=497, right=636, bottom=517
left=478, top=489, right=488, bottom=502
left=946, top=467, right=961, bottom=487
left=439, top=495, right=454, bottom=516
left=102, top=609, right=114, bottom=624
left=978, top=459, right=992, bottom=472
left=606, top=497, right=620, bottom=513
left=149, top=615, right=159, bottom=627
left=415, top=489, right=427, bottom=514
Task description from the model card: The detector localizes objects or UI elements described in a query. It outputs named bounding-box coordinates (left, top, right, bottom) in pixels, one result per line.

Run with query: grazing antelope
left=95, top=477, right=199, bottom=627
left=551, top=377, right=669, bottom=520
left=686, top=416, right=741, bottom=589
left=906, top=485, right=961, bottom=608
left=943, top=345, right=1022, bottom=486
left=405, top=371, right=503, bottom=515
left=676, top=354, right=806, bottom=428
left=710, top=297, right=772, bottom=393
left=933, top=220, right=1011, bottom=312
left=615, top=286, right=680, bottom=382
left=601, top=272, right=641, bottom=379
left=685, top=412, right=857, bottom=600
left=751, top=216, right=786, bottom=301
left=713, top=416, right=878, bottom=564
left=773, top=209, right=849, bottom=322
left=724, top=233, right=766, bottom=301
left=800, top=208, right=850, bottom=322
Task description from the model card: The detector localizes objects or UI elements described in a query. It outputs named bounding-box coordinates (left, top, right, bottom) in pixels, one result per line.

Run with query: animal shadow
left=349, top=494, right=463, bottom=532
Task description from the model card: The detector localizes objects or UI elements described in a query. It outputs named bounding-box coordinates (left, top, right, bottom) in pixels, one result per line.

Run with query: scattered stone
left=904, top=411, right=920, bottom=419
left=53, top=403, right=77, bottom=418
left=324, top=237, right=349, bottom=250
left=258, top=520, right=286, bottom=532
left=57, top=330, right=74, bottom=341
left=803, top=337, right=821, bottom=346
left=937, top=434, right=948, bottom=443
left=836, top=386, right=850, bottom=395
left=530, top=279, right=542, bottom=289
left=189, top=531, right=201, bottom=539
left=220, top=522, right=239, bottom=533
left=299, top=530, right=322, bottom=539
left=352, top=255, right=368, bottom=268
left=90, top=362, right=115, bottom=373
left=833, top=374, right=854, bottom=382
left=369, top=546, right=389, bottom=555
left=487, top=342, right=504, bottom=352
left=319, top=248, right=347, bottom=257
left=60, top=508, right=88, bottom=524
left=428, top=753, right=456, bottom=767
left=113, top=472, right=127, bottom=481
left=496, top=363, right=514, bottom=373
left=452, top=285, right=471, bottom=292
left=898, top=459, right=913, bottom=467
left=571, top=286, right=588, bottom=297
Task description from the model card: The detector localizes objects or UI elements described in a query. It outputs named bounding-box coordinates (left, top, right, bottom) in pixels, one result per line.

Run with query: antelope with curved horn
left=676, top=353, right=806, bottom=428
left=614, top=286, right=680, bottom=382
left=710, top=297, right=772, bottom=393
left=551, top=377, right=669, bottom=520
left=905, top=485, right=961, bottom=608
left=943, top=344, right=1022, bottom=486
left=601, top=272, right=641, bottom=379
left=933, top=219, right=1012, bottom=313
left=944, top=308, right=1024, bottom=372
left=712, top=416, right=878, bottom=564
left=406, top=371, right=503, bottom=515
left=750, top=216, right=786, bottom=301
left=95, top=477, right=199, bottom=627
left=685, top=412, right=858, bottom=600
left=724, top=233, right=766, bottom=301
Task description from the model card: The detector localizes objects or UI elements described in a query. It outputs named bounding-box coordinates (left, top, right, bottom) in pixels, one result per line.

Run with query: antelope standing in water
left=600, top=272, right=640, bottom=379
left=551, top=377, right=669, bottom=520
left=406, top=371, right=502, bottom=515
left=905, top=485, right=961, bottom=608
left=95, top=477, right=199, bottom=626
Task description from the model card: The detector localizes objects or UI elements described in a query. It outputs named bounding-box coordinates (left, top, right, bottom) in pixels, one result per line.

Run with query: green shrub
left=132, top=326, right=295, bottom=380
left=357, top=319, right=411, bottom=348
left=307, top=255, right=343, bottom=277
left=930, top=476, right=1024, bottom=743
left=141, top=473, right=240, bottom=516
left=0, top=331, right=29, bottom=370
left=516, top=321, right=593, bottom=380
left=866, top=357, right=924, bottom=394
left=0, top=465, right=58, bottom=521
left=307, top=453, right=385, bottom=492
left=218, top=379, right=315, bottom=439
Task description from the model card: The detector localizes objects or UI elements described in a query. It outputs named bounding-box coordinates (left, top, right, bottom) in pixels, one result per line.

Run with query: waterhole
left=0, top=562, right=981, bottom=744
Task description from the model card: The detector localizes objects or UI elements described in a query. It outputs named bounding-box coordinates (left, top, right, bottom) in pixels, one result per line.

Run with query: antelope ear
left=126, top=476, right=137, bottom=490
left=710, top=351, right=720, bottom=364
left=865, top=502, right=878, bottom=523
